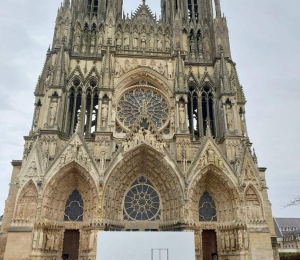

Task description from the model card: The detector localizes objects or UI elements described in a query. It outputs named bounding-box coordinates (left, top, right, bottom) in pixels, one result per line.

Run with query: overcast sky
left=0, top=0, right=299, bottom=225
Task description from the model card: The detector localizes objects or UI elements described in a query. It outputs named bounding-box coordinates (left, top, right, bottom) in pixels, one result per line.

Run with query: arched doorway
left=40, top=163, right=99, bottom=260
left=103, top=144, right=184, bottom=229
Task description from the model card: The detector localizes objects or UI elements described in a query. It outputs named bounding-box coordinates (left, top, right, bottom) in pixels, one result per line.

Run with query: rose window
left=123, top=176, right=161, bottom=221
left=117, top=84, right=169, bottom=130
left=199, top=191, right=217, bottom=222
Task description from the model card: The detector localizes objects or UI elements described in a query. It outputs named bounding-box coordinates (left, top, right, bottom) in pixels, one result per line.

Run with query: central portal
left=62, top=230, right=80, bottom=260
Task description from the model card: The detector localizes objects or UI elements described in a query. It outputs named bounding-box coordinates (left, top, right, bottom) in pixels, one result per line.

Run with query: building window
left=117, top=83, right=169, bottom=131
left=188, top=86, right=199, bottom=139
left=64, top=190, right=84, bottom=221
left=123, top=176, right=161, bottom=221
left=88, top=0, right=99, bottom=14
left=199, top=191, right=217, bottom=222
left=201, top=85, right=215, bottom=136
left=187, top=0, right=199, bottom=22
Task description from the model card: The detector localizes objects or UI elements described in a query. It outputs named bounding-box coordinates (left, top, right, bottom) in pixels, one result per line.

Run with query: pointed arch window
left=64, top=190, right=84, bottom=222
left=123, top=176, right=161, bottom=221
left=199, top=191, right=217, bottom=222
left=88, top=0, right=99, bottom=14
left=188, top=86, right=199, bottom=139
left=65, top=79, right=99, bottom=136
left=201, top=85, right=215, bottom=137
left=187, top=0, right=199, bottom=22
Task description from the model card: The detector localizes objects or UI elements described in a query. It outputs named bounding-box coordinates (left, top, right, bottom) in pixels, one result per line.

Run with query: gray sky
left=0, top=0, right=299, bottom=223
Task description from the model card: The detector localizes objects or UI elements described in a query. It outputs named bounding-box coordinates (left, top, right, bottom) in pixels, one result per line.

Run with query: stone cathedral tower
left=0, top=0, right=279, bottom=259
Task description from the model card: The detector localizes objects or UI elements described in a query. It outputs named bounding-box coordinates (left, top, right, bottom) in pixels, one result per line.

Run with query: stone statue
left=116, top=32, right=122, bottom=49
left=170, top=111, right=175, bottom=130
left=141, top=34, right=146, bottom=50
left=190, top=36, right=196, bottom=58
left=90, top=33, right=96, bottom=54
left=54, top=233, right=60, bottom=251
left=102, top=103, right=108, bottom=127
left=165, top=35, right=171, bottom=51
left=46, top=233, right=52, bottom=250
left=115, top=60, right=122, bottom=77
left=89, top=231, right=95, bottom=250
left=149, top=34, right=155, bottom=51
left=38, top=230, right=44, bottom=250
left=244, top=230, right=249, bottom=250
left=225, top=231, right=230, bottom=251
left=33, top=106, right=41, bottom=128
left=158, top=63, right=164, bottom=75
left=98, top=32, right=104, bottom=53
left=73, top=33, right=81, bottom=53
left=28, top=161, right=38, bottom=177
left=225, top=103, right=234, bottom=131
left=238, top=229, right=243, bottom=250
left=111, top=107, right=116, bottom=126
left=198, top=36, right=203, bottom=54
left=230, top=231, right=235, bottom=250
left=49, top=99, right=58, bottom=126
left=157, top=37, right=163, bottom=51
left=221, top=232, right=225, bottom=251
left=124, top=33, right=130, bottom=50
left=133, top=33, right=139, bottom=50
left=125, top=59, right=131, bottom=71
left=179, top=103, right=186, bottom=131
left=32, top=230, right=38, bottom=250
left=82, top=34, right=88, bottom=53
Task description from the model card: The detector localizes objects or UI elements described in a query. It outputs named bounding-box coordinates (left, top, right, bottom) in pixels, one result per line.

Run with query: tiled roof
left=274, top=218, right=300, bottom=237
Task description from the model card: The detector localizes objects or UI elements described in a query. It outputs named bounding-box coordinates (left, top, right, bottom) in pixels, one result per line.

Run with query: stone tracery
left=41, top=165, right=98, bottom=222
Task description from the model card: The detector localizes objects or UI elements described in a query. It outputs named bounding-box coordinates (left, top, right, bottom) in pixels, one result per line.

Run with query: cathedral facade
left=0, top=0, right=279, bottom=259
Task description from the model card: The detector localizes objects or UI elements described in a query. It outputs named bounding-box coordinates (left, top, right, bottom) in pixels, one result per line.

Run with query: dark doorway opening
left=62, top=230, right=80, bottom=260
left=202, top=230, right=217, bottom=260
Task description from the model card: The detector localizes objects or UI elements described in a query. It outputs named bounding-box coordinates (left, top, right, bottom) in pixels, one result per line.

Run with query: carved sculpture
left=179, top=103, right=186, bottom=131
left=225, top=103, right=234, bottom=131
left=101, top=103, right=108, bottom=127
left=49, top=99, right=58, bottom=126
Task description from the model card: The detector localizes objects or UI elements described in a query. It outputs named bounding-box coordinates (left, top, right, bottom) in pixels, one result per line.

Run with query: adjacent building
left=274, top=218, right=300, bottom=253
left=0, top=0, right=279, bottom=260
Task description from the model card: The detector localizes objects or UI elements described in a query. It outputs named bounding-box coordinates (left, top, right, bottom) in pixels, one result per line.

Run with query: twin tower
left=0, top=0, right=279, bottom=260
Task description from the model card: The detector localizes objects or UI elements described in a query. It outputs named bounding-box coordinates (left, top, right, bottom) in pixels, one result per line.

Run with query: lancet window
left=64, top=190, right=84, bottom=222
left=201, top=85, right=215, bottom=136
left=66, top=79, right=82, bottom=135
left=123, top=176, right=161, bottom=221
left=188, top=84, right=215, bottom=138
left=188, top=86, right=199, bottom=139
left=87, top=0, right=99, bottom=14
left=199, top=191, right=217, bottom=222
left=188, top=0, right=199, bottom=22
left=65, top=79, right=99, bottom=136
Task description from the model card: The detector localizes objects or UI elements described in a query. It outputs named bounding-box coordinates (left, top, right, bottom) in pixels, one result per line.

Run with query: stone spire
left=175, top=51, right=186, bottom=91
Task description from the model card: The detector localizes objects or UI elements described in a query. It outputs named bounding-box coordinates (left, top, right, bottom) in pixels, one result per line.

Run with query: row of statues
left=116, top=31, right=171, bottom=52
left=122, top=127, right=166, bottom=152
left=73, top=28, right=104, bottom=54
left=220, top=229, right=249, bottom=251
left=32, top=229, right=61, bottom=252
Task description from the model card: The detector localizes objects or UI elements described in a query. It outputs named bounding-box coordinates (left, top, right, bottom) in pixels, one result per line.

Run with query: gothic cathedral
left=0, top=0, right=279, bottom=259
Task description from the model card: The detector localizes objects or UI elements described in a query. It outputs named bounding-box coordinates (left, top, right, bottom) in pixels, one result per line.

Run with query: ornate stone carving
left=49, top=98, right=58, bottom=126
left=225, top=103, right=234, bottom=131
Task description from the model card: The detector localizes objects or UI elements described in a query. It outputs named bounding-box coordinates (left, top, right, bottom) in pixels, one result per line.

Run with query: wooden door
left=62, top=230, right=80, bottom=260
left=202, top=230, right=217, bottom=260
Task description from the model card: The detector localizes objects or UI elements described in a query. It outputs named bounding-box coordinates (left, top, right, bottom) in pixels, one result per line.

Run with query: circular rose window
left=117, top=85, right=169, bottom=130
left=123, top=176, right=161, bottom=221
